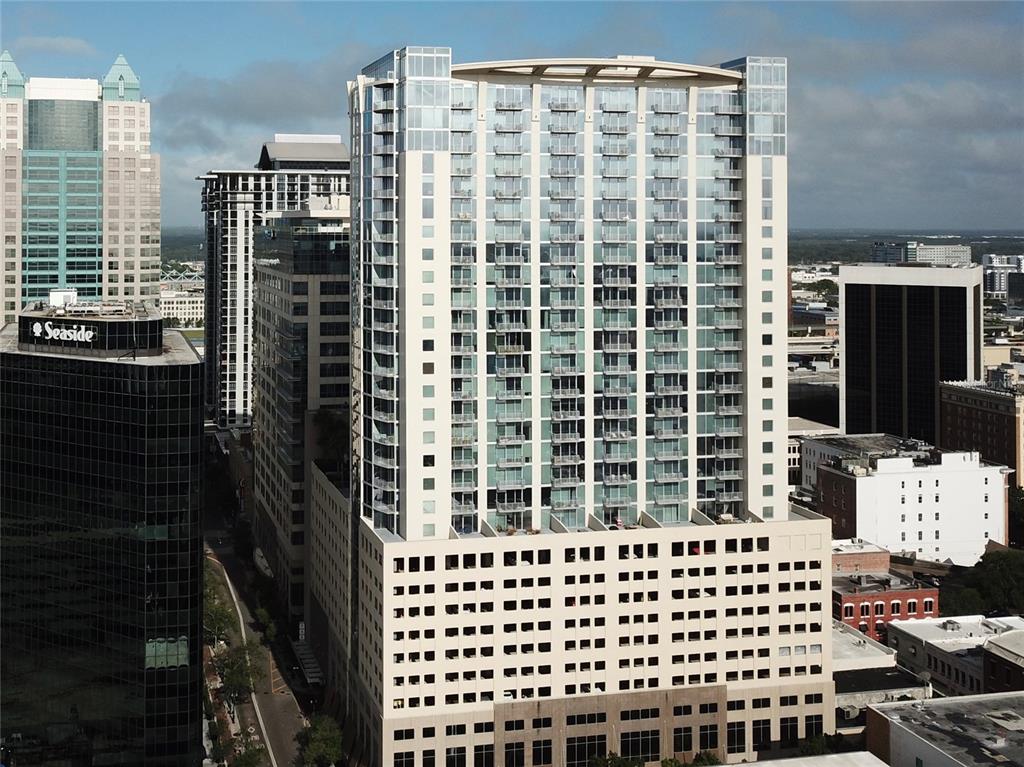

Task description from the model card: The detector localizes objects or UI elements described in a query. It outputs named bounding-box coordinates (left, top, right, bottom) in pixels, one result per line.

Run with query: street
left=205, top=498, right=306, bottom=767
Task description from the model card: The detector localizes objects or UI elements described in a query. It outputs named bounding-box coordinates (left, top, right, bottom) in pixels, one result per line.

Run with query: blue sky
left=3, top=1, right=1022, bottom=230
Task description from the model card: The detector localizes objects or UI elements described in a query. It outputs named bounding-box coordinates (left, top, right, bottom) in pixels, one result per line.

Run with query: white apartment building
left=787, top=417, right=837, bottom=491
left=159, top=289, right=204, bottom=325
left=1, top=51, right=159, bottom=324
left=804, top=434, right=1010, bottom=565
left=982, top=253, right=1024, bottom=298
left=313, top=46, right=838, bottom=767
left=887, top=615, right=1024, bottom=696
left=870, top=241, right=971, bottom=266
left=199, top=135, right=349, bottom=428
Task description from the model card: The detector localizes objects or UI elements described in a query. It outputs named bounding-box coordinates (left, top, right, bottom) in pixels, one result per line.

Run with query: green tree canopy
left=940, top=549, right=1024, bottom=616
left=215, top=641, right=264, bottom=704
left=298, top=714, right=344, bottom=767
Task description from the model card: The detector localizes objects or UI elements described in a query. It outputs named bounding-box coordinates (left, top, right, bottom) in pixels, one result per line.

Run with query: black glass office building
left=0, top=304, right=204, bottom=766
left=841, top=264, right=983, bottom=445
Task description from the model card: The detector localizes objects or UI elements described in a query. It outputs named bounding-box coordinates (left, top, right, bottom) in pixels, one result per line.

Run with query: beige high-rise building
left=0, top=51, right=160, bottom=323
left=303, top=47, right=836, bottom=767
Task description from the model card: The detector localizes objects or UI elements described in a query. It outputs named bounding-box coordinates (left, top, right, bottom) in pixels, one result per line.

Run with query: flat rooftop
left=762, top=755, right=887, bottom=767
left=833, top=538, right=888, bottom=556
left=834, top=666, right=927, bottom=695
left=789, top=416, right=839, bottom=435
left=806, top=433, right=919, bottom=457
left=0, top=324, right=199, bottom=367
left=832, top=621, right=896, bottom=670
left=833, top=571, right=926, bottom=596
left=21, top=300, right=158, bottom=321
left=889, top=615, right=1024, bottom=645
left=870, top=693, right=1024, bottom=767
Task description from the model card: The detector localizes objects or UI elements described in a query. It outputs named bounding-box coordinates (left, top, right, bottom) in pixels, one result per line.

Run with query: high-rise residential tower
left=839, top=263, right=983, bottom=444
left=199, top=135, right=350, bottom=429
left=0, top=51, right=160, bottom=324
left=315, top=48, right=835, bottom=767
left=1, top=301, right=203, bottom=766
left=252, top=190, right=351, bottom=630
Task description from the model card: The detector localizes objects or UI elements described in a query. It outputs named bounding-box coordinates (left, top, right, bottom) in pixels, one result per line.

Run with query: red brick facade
left=832, top=584, right=939, bottom=644
left=832, top=548, right=890, bottom=574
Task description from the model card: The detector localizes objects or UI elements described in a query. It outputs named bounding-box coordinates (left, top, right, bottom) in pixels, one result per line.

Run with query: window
left=532, top=741, right=552, bottom=767
left=395, top=753, right=415, bottom=767
left=504, top=742, right=525, bottom=767
left=473, top=745, right=492, bottom=767
left=447, top=747, right=467, bottom=767
left=924, top=598, right=934, bottom=613
left=620, top=730, right=659, bottom=762
left=753, top=720, right=771, bottom=751
left=673, top=727, right=692, bottom=753
left=805, top=714, right=823, bottom=739
left=566, top=736, right=606, bottom=767
left=727, top=722, right=746, bottom=754
left=698, top=724, right=718, bottom=751
left=780, top=717, right=798, bottom=747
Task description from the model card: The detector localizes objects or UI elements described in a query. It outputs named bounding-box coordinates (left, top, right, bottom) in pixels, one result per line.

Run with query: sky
left=2, top=1, right=1022, bottom=231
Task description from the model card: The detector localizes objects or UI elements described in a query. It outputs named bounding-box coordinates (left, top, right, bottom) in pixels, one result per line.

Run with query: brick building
left=830, top=539, right=891, bottom=575
left=832, top=570, right=938, bottom=644
left=939, top=363, right=1024, bottom=490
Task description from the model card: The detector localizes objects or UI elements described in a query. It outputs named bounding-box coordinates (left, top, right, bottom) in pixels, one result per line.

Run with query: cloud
left=12, top=35, right=97, bottom=57
left=152, top=5, right=1024, bottom=229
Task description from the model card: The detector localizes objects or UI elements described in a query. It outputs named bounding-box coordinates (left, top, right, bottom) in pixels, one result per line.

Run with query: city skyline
left=2, top=0, right=1022, bottom=231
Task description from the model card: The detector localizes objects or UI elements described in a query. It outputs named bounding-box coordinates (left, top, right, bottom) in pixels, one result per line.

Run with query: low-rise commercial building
left=867, top=692, right=1024, bottom=767
left=939, top=364, right=1024, bottom=490
left=803, top=434, right=1010, bottom=565
left=832, top=570, right=937, bottom=644
left=830, top=539, right=891, bottom=575
left=831, top=622, right=930, bottom=739
left=887, top=615, right=1024, bottom=696
left=982, top=630, right=1024, bottom=693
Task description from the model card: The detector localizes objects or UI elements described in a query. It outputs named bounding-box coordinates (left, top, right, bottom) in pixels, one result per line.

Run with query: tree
left=690, top=753, right=721, bottom=766
left=297, top=715, right=344, bottom=767
left=204, top=600, right=234, bottom=645
left=591, top=755, right=640, bottom=767
left=940, top=549, right=1024, bottom=616
left=806, top=278, right=838, bottom=297
left=215, top=641, right=264, bottom=704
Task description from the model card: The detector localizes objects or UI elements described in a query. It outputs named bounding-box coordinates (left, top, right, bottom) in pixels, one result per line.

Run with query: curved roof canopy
left=451, top=56, right=741, bottom=88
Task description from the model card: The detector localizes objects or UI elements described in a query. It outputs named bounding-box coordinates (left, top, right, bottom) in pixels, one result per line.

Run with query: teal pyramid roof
left=1, top=50, right=26, bottom=97
left=102, top=54, right=140, bottom=100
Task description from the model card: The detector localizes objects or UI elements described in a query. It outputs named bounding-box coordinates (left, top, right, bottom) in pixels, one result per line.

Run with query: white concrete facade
left=159, top=289, right=204, bottom=325
left=804, top=435, right=1010, bottom=565
left=341, top=506, right=835, bottom=766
